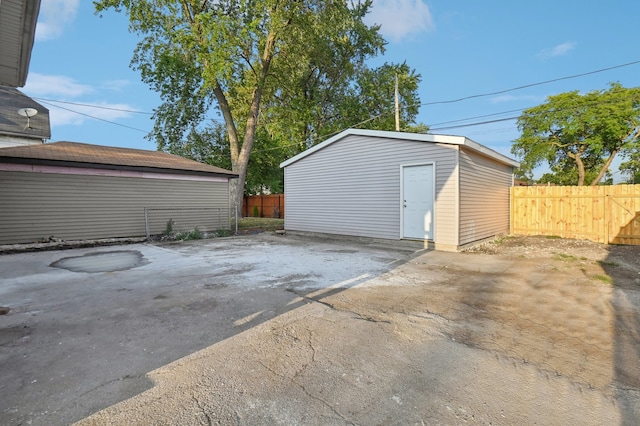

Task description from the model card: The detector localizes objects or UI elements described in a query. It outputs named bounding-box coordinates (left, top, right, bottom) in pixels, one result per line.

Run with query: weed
left=252, top=205, right=260, bottom=217
left=238, top=217, right=284, bottom=231
left=553, top=252, right=578, bottom=262
left=592, top=274, right=613, bottom=284
left=175, top=228, right=202, bottom=241
left=163, top=219, right=175, bottom=236
left=216, top=229, right=231, bottom=237
left=545, top=235, right=562, bottom=239
left=597, top=260, right=619, bottom=267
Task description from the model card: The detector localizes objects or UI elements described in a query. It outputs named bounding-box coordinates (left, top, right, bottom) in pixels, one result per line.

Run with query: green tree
left=620, top=151, right=640, bottom=183
left=94, top=0, right=386, bottom=209
left=262, top=60, right=423, bottom=154
left=512, top=83, right=640, bottom=186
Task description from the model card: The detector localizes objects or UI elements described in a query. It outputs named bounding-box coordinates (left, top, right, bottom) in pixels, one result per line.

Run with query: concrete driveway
left=0, top=234, right=416, bottom=425
left=1, top=233, right=639, bottom=425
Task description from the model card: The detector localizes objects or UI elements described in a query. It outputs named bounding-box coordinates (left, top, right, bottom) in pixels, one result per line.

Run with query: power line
left=429, top=115, right=520, bottom=131
left=427, top=108, right=525, bottom=127
left=38, top=100, right=149, bottom=133
left=32, top=97, right=154, bottom=115
left=15, top=59, right=639, bottom=146
left=418, top=59, right=640, bottom=107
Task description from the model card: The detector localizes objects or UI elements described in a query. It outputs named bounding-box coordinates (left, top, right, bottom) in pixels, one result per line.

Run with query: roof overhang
left=0, top=0, right=41, bottom=87
left=0, top=141, right=240, bottom=178
left=280, top=128, right=520, bottom=169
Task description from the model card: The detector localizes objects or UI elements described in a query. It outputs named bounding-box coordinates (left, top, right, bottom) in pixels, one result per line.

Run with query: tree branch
left=590, top=149, right=618, bottom=186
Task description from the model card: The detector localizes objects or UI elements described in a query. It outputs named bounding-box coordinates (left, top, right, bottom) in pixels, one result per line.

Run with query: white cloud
left=24, top=73, right=93, bottom=98
left=537, top=41, right=576, bottom=60
left=365, top=0, right=435, bottom=43
left=35, top=0, right=80, bottom=41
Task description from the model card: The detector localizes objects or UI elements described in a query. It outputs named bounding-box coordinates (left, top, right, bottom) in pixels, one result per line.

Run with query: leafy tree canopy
left=620, top=149, right=640, bottom=183
left=512, top=82, right=640, bottom=186
left=94, top=0, right=426, bottom=199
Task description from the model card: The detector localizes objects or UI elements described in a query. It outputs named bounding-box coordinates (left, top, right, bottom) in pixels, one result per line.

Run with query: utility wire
left=32, top=97, right=154, bottom=115
left=417, top=59, right=640, bottom=107
left=429, top=115, right=520, bottom=131
left=250, top=95, right=640, bottom=154
left=15, top=59, right=639, bottom=122
left=38, top=100, right=149, bottom=133
left=15, top=59, right=639, bottom=147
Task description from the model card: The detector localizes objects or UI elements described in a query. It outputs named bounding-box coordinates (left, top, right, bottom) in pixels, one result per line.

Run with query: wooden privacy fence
left=243, top=194, right=284, bottom=218
left=510, top=184, right=640, bottom=245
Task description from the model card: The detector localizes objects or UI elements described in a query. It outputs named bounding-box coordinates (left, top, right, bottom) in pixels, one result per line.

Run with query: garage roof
left=280, top=129, right=520, bottom=168
left=0, top=0, right=41, bottom=87
left=0, top=141, right=238, bottom=177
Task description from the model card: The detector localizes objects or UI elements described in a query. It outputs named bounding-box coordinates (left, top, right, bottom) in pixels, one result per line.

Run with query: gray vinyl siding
left=284, top=135, right=459, bottom=244
left=0, top=171, right=230, bottom=244
left=458, top=148, right=513, bottom=245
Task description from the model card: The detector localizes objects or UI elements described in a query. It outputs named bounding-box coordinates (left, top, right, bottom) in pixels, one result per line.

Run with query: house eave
left=0, top=0, right=42, bottom=87
left=0, top=157, right=239, bottom=179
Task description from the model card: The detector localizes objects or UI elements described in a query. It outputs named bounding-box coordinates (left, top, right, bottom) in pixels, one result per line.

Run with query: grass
left=591, top=274, right=613, bottom=284
left=597, top=260, right=620, bottom=267
left=553, top=252, right=589, bottom=263
left=553, top=252, right=579, bottom=262
left=238, top=217, right=284, bottom=232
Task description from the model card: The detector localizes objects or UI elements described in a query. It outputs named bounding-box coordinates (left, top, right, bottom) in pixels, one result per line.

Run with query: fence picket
left=510, top=184, right=640, bottom=245
left=243, top=194, right=285, bottom=218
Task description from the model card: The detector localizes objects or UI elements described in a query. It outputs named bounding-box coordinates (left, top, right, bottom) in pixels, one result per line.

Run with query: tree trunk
left=568, top=149, right=586, bottom=186
left=227, top=29, right=277, bottom=216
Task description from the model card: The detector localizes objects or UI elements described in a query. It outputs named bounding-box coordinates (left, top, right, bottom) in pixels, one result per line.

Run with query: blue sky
left=23, top=0, right=640, bottom=180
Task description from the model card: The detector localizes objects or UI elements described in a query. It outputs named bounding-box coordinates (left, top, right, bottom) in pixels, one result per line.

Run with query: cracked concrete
left=2, top=233, right=640, bottom=425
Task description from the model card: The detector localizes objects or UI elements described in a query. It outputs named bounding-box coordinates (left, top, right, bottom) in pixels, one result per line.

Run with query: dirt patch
left=467, top=235, right=640, bottom=289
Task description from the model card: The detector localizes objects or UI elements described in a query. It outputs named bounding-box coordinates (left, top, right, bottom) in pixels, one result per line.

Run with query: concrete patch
left=50, top=250, right=149, bottom=273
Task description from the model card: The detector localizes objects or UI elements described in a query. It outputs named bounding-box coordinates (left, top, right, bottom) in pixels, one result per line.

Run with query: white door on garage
left=402, top=164, right=434, bottom=240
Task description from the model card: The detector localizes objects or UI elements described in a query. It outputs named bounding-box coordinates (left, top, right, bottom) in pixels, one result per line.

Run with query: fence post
left=509, top=187, right=513, bottom=235
left=604, top=193, right=609, bottom=244
left=144, top=207, right=150, bottom=240
left=235, top=204, right=238, bottom=234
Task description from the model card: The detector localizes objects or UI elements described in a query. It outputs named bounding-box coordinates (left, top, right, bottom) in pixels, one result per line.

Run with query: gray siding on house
left=0, top=171, right=230, bottom=244
left=458, top=147, right=513, bottom=245
left=284, top=134, right=459, bottom=243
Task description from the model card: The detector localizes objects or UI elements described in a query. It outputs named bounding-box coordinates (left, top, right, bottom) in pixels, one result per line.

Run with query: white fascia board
left=461, top=138, right=521, bottom=168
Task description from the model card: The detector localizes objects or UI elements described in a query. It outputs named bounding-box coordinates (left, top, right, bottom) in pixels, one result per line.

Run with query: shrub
left=216, top=229, right=231, bottom=237
left=176, top=227, right=202, bottom=241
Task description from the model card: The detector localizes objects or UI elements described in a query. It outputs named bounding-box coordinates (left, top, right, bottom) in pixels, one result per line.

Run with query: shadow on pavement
left=0, top=233, right=421, bottom=425
left=601, top=243, right=640, bottom=424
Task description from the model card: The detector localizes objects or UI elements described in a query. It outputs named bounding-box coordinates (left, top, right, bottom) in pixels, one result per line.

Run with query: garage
left=0, top=141, right=237, bottom=244
left=280, top=129, right=519, bottom=251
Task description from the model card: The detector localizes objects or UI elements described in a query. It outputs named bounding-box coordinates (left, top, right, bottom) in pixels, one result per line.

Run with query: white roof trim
left=280, top=128, right=520, bottom=168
